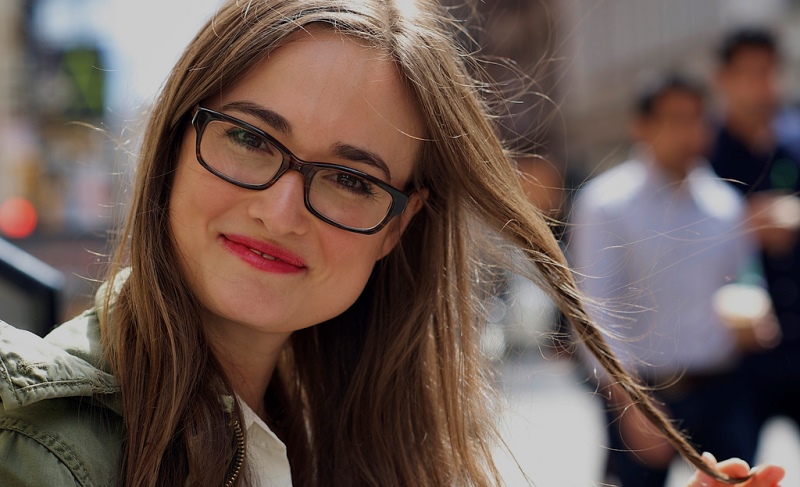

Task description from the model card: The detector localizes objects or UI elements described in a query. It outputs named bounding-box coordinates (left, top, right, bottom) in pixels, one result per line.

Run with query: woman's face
left=169, top=27, right=423, bottom=337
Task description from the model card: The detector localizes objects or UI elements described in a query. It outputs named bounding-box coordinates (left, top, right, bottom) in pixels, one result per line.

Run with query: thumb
left=688, top=452, right=719, bottom=487
left=748, top=464, right=785, bottom=486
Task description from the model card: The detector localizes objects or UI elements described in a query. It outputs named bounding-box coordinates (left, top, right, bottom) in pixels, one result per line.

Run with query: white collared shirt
left=237, top=397, right=293, bottom=487
left=570, top=155, right=758, bottom=377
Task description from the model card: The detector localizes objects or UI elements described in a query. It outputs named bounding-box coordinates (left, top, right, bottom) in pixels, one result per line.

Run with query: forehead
left=728, top=46, right=777, bottom=69
left=211, top=26, right=423, bottom=173
left=650, top=89, right=704, bottom=114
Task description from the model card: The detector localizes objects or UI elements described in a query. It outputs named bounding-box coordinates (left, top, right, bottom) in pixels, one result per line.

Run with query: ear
left=629, top=117, right=645, bottom=142
left=714, top=68, right=728, bottom=90
left=377, top=189, right=428, bottom=260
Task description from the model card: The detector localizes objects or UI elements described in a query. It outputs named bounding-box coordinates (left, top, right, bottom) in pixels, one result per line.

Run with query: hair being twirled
left=102, top=0, right=741, bottom=485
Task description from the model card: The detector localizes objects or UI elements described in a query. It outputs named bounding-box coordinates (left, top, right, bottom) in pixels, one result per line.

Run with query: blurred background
left=0, top=0, right=225, bottom=326
left=2, top=0, right=800, bottom=485
left=6, top=0, right=800, bottom=322
left=3, top=0, right=800, bottom=325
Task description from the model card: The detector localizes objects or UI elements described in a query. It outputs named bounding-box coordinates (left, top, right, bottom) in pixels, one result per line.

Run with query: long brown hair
left=102, top=0, right=740, bottom=485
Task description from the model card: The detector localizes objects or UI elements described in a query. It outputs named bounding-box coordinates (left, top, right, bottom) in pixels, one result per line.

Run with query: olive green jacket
left=0, top=307, right=122, bottom=486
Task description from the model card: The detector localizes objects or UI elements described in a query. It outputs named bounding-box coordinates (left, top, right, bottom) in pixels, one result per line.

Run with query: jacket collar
left=0, top=308, right=121, bottom=415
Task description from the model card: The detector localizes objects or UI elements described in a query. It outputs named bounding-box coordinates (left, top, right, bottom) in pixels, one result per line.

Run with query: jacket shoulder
left=0, top=397, right=121, bottom=487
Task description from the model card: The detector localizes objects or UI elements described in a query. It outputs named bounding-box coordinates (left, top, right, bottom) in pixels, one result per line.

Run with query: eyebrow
left=220, top=101, right=292, bottom=136
left=221, top=100, right=392, bottom=180
left=331, top=143, right=392, bottom=181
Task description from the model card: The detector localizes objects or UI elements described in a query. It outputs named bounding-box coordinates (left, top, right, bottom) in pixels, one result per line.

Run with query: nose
left=247, top=170, right=311, bottom=236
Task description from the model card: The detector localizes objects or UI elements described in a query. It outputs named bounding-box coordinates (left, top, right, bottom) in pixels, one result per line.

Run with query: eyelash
left=223, top=123, right=383, bottom=197
left=326, top=172, right=378, bottom=197
left=224, top=127, right=272, bottom=153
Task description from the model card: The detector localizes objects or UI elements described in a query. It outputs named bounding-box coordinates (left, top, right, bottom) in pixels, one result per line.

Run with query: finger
left=715, top=458, right=751, bottom=480
left=748, top=465, right=785, bottom=487
left=688, top=453, right=719, bottom=487
left=702, top=452, right=717, bottom=466
left=689, top=456, right=750, bottom=487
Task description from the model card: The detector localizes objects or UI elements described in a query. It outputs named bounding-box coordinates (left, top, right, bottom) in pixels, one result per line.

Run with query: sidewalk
left=495, top=350, right=800, bottom=486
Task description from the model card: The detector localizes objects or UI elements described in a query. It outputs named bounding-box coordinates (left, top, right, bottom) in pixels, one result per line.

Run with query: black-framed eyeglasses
left=190, top=105, right=413, bottom=235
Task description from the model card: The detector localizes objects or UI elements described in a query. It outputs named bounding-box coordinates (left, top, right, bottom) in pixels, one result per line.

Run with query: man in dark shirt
left=709, top=27, right=800, bottom=434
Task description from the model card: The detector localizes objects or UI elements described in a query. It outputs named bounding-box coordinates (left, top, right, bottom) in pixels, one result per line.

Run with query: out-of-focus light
left=0, top=198, right=38, bottom=239
left=393, top=0, right=420, bottom=18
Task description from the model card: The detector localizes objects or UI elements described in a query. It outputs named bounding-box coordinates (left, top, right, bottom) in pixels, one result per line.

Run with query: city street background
left=3, top=1, right=800, bottom=485
left=495, top=347, right=800, bottom=486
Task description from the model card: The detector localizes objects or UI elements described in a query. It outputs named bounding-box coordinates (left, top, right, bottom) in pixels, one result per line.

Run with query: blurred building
left=557, top=0, right=800, bottom=176
left=0, top=1, right=222, bottom=322
left=0, top=2, right=29, bottom=217
left=0, top=4, right=21, bottom=119
left=0, top=0, right=115, bottom=322
left=1, top=0, right=114, bottom=236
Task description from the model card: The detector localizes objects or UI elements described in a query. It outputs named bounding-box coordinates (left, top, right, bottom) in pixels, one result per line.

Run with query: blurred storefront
left=2, top=0, right=114, bottom=237
left=0, top=0, right=114, bottom=321
left=0, top=0, right=223, bottom=322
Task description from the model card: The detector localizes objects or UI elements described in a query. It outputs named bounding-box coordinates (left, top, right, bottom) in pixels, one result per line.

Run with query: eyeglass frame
left=190, top=105, right=414, bottom=235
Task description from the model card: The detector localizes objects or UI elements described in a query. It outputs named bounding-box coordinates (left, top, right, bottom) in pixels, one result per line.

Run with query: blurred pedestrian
left=0, top=3, right=782, bottom=487
left=571, top=73, right=777, bottom=486
left=709, top=26, right=800, bottom=455
left=499, top=156, right=566, bottom=355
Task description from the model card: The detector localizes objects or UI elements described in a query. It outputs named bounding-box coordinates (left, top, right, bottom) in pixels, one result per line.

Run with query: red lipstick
left=220, top=234, right=306, bottom=274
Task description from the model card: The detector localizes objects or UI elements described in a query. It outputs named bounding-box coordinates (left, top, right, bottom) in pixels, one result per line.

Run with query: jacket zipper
left=224, top=419, right=246, bottom=487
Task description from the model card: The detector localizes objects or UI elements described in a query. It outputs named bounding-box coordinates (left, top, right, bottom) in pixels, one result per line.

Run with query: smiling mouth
left=220, top=234, right=307, bottom=271
left=249, top=248, right=277, bottom=261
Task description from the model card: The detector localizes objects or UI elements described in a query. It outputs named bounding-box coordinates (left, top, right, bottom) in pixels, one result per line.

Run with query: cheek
left=171, top=153, right=242, bottom=229
left=169, top=158, right=240, bottom=287
left=171, top=168, right=213, bottom=246
left=313, top=229, right=389, bottom=309
left=169, top=170, right=207, bottom=292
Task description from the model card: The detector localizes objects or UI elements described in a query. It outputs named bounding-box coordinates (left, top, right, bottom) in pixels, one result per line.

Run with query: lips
left=219, top=234, right=306, bottom=274
left=249, top=248, right=277, bottom=261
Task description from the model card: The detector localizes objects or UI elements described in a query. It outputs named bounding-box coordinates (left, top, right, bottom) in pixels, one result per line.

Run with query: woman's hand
left=688, top=452, right=784, bottom=487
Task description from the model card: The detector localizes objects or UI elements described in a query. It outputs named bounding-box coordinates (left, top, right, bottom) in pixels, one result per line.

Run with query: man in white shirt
left=569, top=74, right=777, bottom=486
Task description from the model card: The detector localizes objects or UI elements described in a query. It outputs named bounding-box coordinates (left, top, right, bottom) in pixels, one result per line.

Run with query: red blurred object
left=0, top=198, right=38, bottom=239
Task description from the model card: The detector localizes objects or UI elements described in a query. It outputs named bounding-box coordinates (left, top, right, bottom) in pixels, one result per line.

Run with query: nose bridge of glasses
left=280, top=153, right=321, bottom=186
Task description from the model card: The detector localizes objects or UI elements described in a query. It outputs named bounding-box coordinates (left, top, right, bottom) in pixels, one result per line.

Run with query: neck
left=657, top=164, right=688, bottom=182
left=726, top=110, right=774, bottom=152
left=204, top=314, right=291, bottom=420
left=649, top=152, right=690, bottom=182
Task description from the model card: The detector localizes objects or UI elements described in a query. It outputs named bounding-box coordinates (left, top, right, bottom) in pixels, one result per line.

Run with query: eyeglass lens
left=198, top=119, right=394, bottom=230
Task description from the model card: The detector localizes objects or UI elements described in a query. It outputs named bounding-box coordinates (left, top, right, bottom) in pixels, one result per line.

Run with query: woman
left=0, top=1, right=783, bottom=485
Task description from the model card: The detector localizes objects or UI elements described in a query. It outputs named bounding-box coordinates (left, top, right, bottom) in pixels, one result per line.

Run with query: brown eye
left=224, top=128, right=272, bottom=154
left=323, top=171, right=377, bottom=197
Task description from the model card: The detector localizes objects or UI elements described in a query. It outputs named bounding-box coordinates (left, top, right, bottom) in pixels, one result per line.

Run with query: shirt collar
left=633, top=146, right=714, bottom=199
left=237, top=396, right=288, bottom=452
left=236, top=395, right=293, bottom=486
